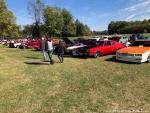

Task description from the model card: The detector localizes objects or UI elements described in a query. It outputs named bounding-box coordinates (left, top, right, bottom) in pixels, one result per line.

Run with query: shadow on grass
left=64, top=55, right=89, bottom=59
left=26, top=56, right=41, bottom=59
left=24, top=62, right=50, bottom=65
left=25, top=49, right=40, bottom=52
left=105, top=56, right=140, bottom=64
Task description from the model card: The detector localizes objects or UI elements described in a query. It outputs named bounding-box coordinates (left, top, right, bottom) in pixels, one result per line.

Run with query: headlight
left=116, top=52, right=121, bottom=55
left=135, top=54, right=142, bottom=57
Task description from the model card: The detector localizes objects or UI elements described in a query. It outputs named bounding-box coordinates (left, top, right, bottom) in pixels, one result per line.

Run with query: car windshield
left=109, top=36, right=122, bottom=42
left=132, top=41, right=150, bottom=47
left=79, top=39, right=105, bottom=46
left=96, top=41, right=105, bottom=46
left=81, top=39, right=96, bottom=45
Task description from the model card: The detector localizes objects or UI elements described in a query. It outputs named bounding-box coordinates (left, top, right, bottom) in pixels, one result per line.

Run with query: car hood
left=62, top=37, right=74, bottom=45
left=80, top=45, right=97, bottom=49
left=67, top=45, right=86, bottom=50
left=118, top=46, right=150, bottom=54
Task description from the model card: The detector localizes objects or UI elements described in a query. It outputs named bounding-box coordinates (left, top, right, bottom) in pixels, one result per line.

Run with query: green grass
left=123, top=33, right=150, bottom=38
left=0, top=46, right=150, bottom=113
left=143, top=33, right=150, bottom=37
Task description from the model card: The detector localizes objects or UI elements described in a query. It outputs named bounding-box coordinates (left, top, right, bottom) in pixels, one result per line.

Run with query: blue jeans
left=42, top=50, right=46, bottom=61
left=47, top=50, right=54, bottom=64
left=58, top=53, right=64, bottom=63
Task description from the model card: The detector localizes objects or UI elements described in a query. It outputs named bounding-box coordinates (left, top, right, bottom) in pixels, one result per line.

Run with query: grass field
left=0, top=45, right=150, bottom=113
left=124, top=33, right=150, bottom=38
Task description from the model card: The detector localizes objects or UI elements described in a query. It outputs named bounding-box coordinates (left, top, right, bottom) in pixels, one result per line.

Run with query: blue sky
left=5, top=0, right=150, bottom=31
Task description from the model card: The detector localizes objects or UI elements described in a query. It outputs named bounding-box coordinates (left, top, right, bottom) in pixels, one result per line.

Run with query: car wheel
left=16, top=45, right=19, bottom=48
left=94, top=51, right=100, bottom=58
left=147, top=55, right=150, bottom=63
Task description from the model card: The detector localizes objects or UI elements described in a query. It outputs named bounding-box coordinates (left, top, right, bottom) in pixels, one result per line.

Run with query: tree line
left=108, top=19, right=150, bottom=34
left=23, top=7, right=92, bottom=38
left=23, top=0, right=92, bottom=38
left=0, top=0, right=19, bottom=38
left=0, top=0, right=92, bottom=38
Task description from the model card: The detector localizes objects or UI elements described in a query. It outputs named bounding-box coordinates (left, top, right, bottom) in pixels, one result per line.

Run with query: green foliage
left=108, top=19, right=150, bottom=34
left=22, top=25, right=34, bottom=37
left=61, top=9, right=76, bottom=37
left=21, top=24, right=47, bottom=38
left=28, top=0, right=44, bottom=38
left=43, top=6, right=64, bottom=37
left=75, top=19, right=92, bottom=36
left=32, top=22, right=40, bottom=38
left=0, top=0, right=19, bottom=38
left=43, top=6, right=91, bottom=37
left=26, top=3, right=92, bottom=38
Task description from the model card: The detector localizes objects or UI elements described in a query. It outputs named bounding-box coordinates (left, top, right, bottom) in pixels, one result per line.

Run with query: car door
left=102, top=41, right=114, bottom=55
left=94, top=41, right=105, bottom=55
left=110, top=41, right=117, bottom=53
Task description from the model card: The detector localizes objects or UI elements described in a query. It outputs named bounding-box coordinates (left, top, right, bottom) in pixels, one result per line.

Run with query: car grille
left=117, top=53, right=142, bottom=57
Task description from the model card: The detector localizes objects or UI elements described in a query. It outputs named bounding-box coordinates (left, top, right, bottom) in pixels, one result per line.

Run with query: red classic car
left=25, top=38, right=60, bottom=50
left=25, top=40, right=40, bottom=50
left=72, top=40, right=125, bottom=58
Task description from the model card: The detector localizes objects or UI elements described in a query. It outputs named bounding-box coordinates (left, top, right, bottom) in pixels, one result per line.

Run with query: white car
left=14, top=42, right=21, bottom=48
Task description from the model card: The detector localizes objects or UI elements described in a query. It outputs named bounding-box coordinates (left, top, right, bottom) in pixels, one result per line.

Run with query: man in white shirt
left=47, top=38, right=54, bottom=64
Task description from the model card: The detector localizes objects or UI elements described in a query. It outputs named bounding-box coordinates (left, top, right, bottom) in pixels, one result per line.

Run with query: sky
left=5, top=0, right=150, bottom=31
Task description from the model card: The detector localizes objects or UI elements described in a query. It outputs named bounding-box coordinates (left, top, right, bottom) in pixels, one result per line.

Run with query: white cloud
left=122, top=0, right=150, bottom=20
left=125, top=14, right=136, bottom=20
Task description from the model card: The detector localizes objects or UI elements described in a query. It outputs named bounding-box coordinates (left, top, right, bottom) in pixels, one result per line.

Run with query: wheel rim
left=94, top=52, right=99, bottom=58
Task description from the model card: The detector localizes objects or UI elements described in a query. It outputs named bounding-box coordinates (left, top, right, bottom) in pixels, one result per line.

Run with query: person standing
left=58, top=41, right=66, bottom=63
left=40, top=36, right=47, bottom=62
left=47, top=38, right=54, bottom=64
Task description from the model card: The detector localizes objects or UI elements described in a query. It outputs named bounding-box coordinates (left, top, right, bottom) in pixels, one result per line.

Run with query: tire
left=147, top=55, right=150, bottom=63
left=94, top=51, right=100, bottom=58
left=16, top=45, right=20, bottom=48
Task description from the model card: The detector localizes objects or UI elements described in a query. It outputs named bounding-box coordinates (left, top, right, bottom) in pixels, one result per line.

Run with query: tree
left=21, top=24, right=46, bottom=37
left=61, top=9, right=76, bottom=37
left=43, top=6, right=63, bottom=37
left=42, top=6, right=91, bottom=37
left=22, top=25, right=34, bottom=37
left=0, top=0, right=19, bottom=38
left=83, top=25, right=92, bottom=36
left=75, top=19, right=91, bottom=36
left=108, top=19, right=150, bottom=34
left=28, top=0, right=44, bottom=38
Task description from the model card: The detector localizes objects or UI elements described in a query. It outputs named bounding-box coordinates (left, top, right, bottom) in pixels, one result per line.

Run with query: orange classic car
left=116, top=40, right=150, bottom=63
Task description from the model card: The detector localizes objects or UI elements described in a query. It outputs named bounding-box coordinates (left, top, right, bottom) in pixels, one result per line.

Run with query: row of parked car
left=66, top=36, right=150, bottom=64
left=1, top=34, right=150, bottom=64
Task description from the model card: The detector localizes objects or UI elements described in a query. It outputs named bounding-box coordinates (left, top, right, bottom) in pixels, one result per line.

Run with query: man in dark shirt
left=58, top=41, right=66, bottom=63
